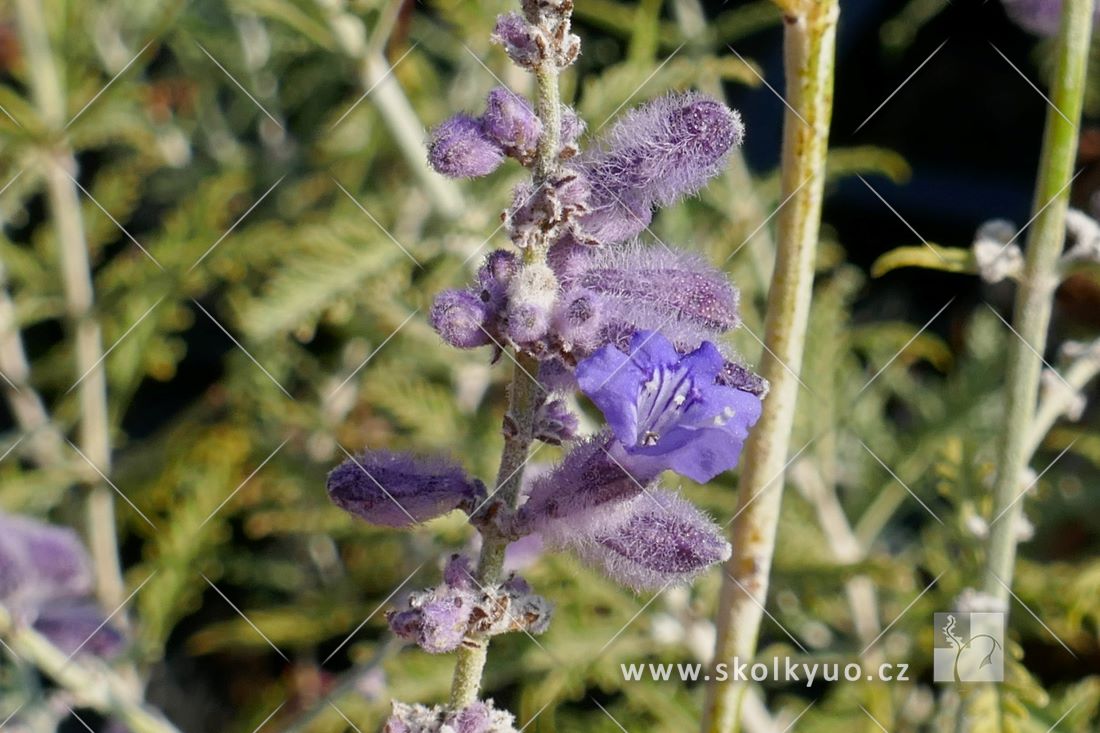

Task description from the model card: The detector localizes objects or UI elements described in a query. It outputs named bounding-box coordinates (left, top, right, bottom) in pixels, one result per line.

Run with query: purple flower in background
left=576, top=331, right=761, bottom=483
left=32, top=601, right=125, bottom=658
left=327, top=451, right=483, bottom=528
left=569, top=490, right=731, bottom=591
left=0, top=513, right=93, bottom=607
left=428, top=114, right=504, bottom=178
left=1000, top=0, right=1100, bottom=36
left=576, top=92, right=743, bottom=244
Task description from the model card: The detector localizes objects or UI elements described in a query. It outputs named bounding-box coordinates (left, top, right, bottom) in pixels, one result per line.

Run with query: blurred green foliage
left=0, top=1, right=1097, bottom=732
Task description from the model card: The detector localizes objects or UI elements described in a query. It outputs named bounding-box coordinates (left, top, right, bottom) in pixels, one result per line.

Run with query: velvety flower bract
left=327, top=451, right=482, bottom=528
left=428, top=114, right=504, bottom=178
left=569, top=489, right=731, bottom=591
left=384, top=699, right=518, bottom=733
left=576, top=331, right=762, bottom=483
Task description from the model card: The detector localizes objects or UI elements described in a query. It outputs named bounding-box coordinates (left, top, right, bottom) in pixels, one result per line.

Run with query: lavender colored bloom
left=570, top=490, right=731, bottom=591
left=32, top=602, right=125, bottom=658
left=428, top=114, right=504, bottom=178
left=1001, top=0, right=1100, bottom=36
left=430, top=289, right=493, bottom=349
left=492, top=12, right=543, bottom=69
left=575, top=331, right=762, bottom=483
left=577, top=244, right=740, bottom=350
left=503, top=533, right=544, bottom=572
left=516, top=435, right=657, bottom=532
left=481, top=88, right=542, bottom=163
left=533, top=398, right=579, bottom=445
left=327, top=451, right=482, bottom=528
left=577, top=93, right=742, bottom=244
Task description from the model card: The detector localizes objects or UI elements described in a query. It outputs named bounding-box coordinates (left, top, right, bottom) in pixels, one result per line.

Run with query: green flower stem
left=0, top=606, right=181, bottom=733
left=14, top=0, right=125, bottom=613
left=702, top=2, right=838, bottom=731
left=982, top=0, right=1092, bottom=612
left=449, top=9, right=565, bottom=697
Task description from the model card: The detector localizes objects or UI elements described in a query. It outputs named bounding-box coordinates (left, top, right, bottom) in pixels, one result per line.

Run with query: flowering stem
left=702, top=2, right=838, bottom=731
left=14, top=0, right=125, bottom=612
left=449, top=1, right=566, bottom=696
left=982, top=0, right=1092, bottom=618
left=1026, top=338, right=1100, bottom=456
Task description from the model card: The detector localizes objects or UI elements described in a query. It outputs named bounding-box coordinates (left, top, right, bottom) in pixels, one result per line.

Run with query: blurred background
left=0, top=0, right=1098, bottom=731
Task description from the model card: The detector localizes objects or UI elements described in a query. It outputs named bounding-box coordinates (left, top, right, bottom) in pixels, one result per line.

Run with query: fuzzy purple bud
left=517, top=436, right=656, bottom=532
left=577, top=244, right=740, bottom=350
left=551, top=288, right=604, bottom=354
left=492, top=13, right=543, bottom=69
left=388, top=587, right=474, bottom=654
left=478, top=250, right=521, bottom=307
left=428, top=114, right=504, bottom=178
left=430, top=289, right=493, bottom=349
left=443, top=554, right=475, bottom=590
left=506, top=302, right=550, bottom=345
left=385, top=700, right=518, bottom=733
left=577, top=93, right=742, bottom=244
left=482, top=88, right=542, bottom=163
left=327, top=451, right=481, bottom=528
left=560, top=106, right=585, bottom=152
left=571, top=490, right=731, bottom=591
left=534, top=398, right=579, bottom=445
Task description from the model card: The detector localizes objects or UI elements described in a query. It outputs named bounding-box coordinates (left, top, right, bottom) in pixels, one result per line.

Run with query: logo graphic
left=933, top=612, right=1004, bottom=682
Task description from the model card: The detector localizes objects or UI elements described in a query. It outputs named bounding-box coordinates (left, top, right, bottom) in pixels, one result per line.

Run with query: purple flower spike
left=573, top=490, right=731, bottom=591
left=327, top=451, right=482, bottom=528
left=482, top=88, right=542, bottom=164
left=517, top=436, right=657, bottom=532
left=430, top=289, right=493, bottom=349
left=576, top=331, right=762, bottom=483
left=577, top=93, right=742, bottom=244
left=578, top=244, right=740, bottom=349
left=32, top=602, right=125, bottom=658
left=428, top=114, right=504, bottom=178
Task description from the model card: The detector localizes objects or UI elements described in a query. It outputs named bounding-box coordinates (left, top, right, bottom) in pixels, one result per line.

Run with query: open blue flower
left=575, top=330, right=762, bottom=483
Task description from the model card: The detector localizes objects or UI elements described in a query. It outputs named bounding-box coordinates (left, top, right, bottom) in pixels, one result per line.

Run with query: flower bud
left=506, top=302, right=550, bottom=345
left=533, top=398, right=579, bottom=445
left=0, top=513, right=93, bottom=607
left=482, top=88, right=542, bottom=164
left=570, top=490, right=731, bottom=591
left=32, top=602, right=125, bottom=658
left=327, top=451, right=482, bottom=528
left=491, top=13, right=543, bottom=69
left=430, top=289, right=493, bottom=349
left=428, top=114, right=504, bottom=178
